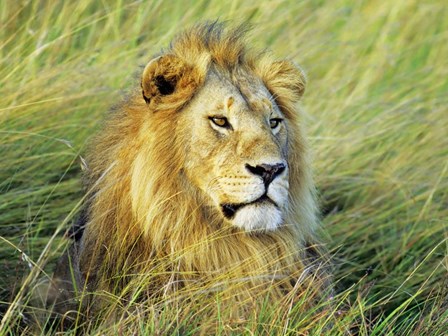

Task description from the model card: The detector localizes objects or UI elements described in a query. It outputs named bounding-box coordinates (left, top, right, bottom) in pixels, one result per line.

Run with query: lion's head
left=124, top=23, right=316, bottom=238
left=139, top=65, right=291, bottom=232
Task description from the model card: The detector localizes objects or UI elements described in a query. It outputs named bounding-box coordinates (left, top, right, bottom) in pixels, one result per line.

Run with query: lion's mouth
left=221, top=195, right=278, bottom=219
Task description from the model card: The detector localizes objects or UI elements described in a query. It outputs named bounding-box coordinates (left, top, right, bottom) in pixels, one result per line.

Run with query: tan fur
left=51, top=22, right=328, bottom=321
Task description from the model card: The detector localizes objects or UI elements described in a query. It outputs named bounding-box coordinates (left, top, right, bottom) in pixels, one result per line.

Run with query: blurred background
left=1, top=0, right=447, bottom=334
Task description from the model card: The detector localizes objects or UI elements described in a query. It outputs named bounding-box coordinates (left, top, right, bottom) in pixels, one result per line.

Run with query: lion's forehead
left=231, top=70, right=275, bottom=111
left=202, top=69, right=277, bottom=114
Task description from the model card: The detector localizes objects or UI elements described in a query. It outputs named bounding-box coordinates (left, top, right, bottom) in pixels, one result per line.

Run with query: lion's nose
left=245, top=162, right=286, bottom=186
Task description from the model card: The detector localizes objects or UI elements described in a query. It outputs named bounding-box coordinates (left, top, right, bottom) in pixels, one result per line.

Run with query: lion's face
left=180, top=70, right=290, bottom=231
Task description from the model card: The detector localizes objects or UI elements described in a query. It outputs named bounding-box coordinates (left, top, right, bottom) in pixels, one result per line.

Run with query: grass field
left=1, top=0, right=447, bottom=334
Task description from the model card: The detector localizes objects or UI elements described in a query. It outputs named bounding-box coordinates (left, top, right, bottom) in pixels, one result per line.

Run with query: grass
left=1, top=0, right=447, bottom=334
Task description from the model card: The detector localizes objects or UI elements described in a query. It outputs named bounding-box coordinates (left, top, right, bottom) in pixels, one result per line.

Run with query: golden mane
left=65, top=22, right=325, bottom=312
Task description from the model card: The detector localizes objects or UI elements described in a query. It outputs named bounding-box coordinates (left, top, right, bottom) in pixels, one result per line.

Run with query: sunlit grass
left=1, top=0, right=447, bottom=334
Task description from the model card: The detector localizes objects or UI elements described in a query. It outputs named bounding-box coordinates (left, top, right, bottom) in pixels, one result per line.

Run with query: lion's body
left=50, top=23, right=328, bottom=322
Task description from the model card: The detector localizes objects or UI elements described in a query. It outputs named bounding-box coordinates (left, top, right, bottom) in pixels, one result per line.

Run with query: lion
left=47, top=22, right=329, bottom=327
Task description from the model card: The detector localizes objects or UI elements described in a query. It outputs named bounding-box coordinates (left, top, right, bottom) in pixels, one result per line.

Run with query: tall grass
left=1, top=0, right=447, bottom=334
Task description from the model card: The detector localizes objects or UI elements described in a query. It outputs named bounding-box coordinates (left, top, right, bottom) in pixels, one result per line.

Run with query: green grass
left=1, top=0, right=447, bottom=334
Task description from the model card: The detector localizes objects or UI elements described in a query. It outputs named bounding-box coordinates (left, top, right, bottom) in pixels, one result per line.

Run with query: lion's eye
left=209, top=116, right=230, bottom=128
left=270, top=118, right=283, bottom=129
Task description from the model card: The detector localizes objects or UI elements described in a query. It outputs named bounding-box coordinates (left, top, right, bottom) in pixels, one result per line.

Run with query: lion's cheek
left=181, top=158, right=224, bottom=209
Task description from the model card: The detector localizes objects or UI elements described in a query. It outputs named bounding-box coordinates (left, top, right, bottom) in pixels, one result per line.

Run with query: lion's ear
left=256, top=59, right=307, bottom=104
left=141, top=55, right=184, bottom=104
left=141, top=54, right=205, bottom=110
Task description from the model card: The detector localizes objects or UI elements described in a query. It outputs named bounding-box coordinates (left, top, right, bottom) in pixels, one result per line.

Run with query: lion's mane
left=66, top=23, right=326, bottom=311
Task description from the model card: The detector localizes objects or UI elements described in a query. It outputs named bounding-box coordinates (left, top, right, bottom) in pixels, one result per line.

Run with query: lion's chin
left=231, top=203, right=283, bottom=232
